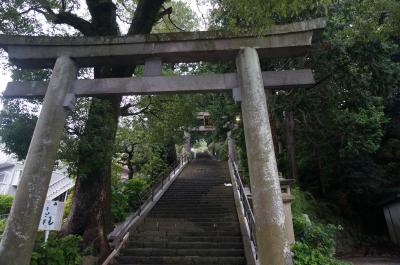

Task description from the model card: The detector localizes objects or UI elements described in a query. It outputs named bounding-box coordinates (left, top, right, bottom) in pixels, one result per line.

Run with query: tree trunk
left=286, top=111, right=298, bottom=181
left=165, top=141, right=178, bottom=165
left=62, top=96, right=120, bottom=261
left=61, top=0, right=166, bottom=261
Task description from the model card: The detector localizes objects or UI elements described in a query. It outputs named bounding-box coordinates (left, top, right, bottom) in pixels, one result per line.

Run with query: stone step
left=121, top=248, right=244, bottom=257
left=130, top=234, right=242, bottom=242
left=156, top=200, right=234, bottom=203
left=116, top=256, right=246, bottom=265
left=128, top=241, right=243, bottom=249
left=116, top=158, right=245, bottom=265
left=159, top=197, right=234, bottom=201
left=151, top=206, right=236, bottom=211
left=134, top=224, right=241, bottom=232
left=143, top=219, right=239, bottom=225
left=154, top=202, right=235, bottom=206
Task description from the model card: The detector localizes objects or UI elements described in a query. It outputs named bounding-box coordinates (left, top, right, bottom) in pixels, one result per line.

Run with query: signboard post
left=38, top=201, right=65, bottom=242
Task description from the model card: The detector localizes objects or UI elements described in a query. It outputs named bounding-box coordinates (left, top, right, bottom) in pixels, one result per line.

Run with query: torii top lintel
left=0, top=18, right=326, bottom=69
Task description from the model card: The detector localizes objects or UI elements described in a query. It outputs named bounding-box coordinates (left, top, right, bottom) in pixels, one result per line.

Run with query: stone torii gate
left=0, top=18, right=325, bottom=265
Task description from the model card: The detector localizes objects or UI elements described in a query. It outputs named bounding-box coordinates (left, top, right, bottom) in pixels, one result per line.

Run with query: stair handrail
left=136, top=159, right=181, bottom=215
left=105, top=156, right=189, bottom=264
left=229, top=155, right=258, bottom=256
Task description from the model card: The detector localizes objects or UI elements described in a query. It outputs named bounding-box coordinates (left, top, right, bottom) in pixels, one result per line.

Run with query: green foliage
left=111, top=181, right=130, bottom=222
left=140, top=156, right=167, bottom=180
left=291, top=188, right=348, bottom=265
left=292, top=242, right=349, bottom=265
left=0, top=195, right=13, bottom=215
left=210, top=141, right=228, bottom=161
left=111, top=177, right=150, bottom=222
left=153, top=0, right=200, bottom=32
left=31, top=234, right=82, bottom=265
left=0, top=218, right=6, bottom=234
left=124, top=178, right=150, bottom=210
left=209, top=0, right=328, bottom=30
left=63, top=193, right=73, bottom=219
left=0, top=99, right=39, bottom=160
left=293, top=215, right=341, bottom=257
left=291, top=187, right=320, bottom=219
left=337, top=99, right=387, bottom=156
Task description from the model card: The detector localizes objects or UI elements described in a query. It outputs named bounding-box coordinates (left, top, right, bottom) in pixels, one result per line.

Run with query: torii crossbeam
left=0, top=18, right=326, bottom=265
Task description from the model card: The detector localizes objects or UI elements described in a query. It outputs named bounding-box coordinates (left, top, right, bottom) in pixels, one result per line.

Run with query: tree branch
left=167, top=12, right=186, bottom=32
left=53, top=12, right=96, bottom=35
left=31, top=2, right=95, bottom=36
left=157, top=6, right=172, bottom=22
left=128, top=0, right=166, bottom=35
left=120, top=97, right=152, bottom=117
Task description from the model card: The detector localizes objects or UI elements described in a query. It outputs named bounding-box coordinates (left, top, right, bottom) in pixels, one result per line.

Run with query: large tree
left=0, top=0, right=172, bottom=260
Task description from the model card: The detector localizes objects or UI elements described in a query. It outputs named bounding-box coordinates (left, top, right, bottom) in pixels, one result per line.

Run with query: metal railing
left=229, top=156, right=258, bottom=255
left=106, top=156, right=189, bottom=253
left=136, top=159, right=182, bottom=216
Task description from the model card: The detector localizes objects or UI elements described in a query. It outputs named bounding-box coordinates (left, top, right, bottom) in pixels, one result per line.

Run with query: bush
left=63, top=192, right=73, bottom=219
left=0, top=218, right=6, bottom=234
left=0, top=195, right=13, bottom=215
left=124, top=178, right=150, bottom=210
left=291, top=187, right=320, bottom=219
left=211, top=141, right=228, bottom=161
left=140, top=156, right=167, bottom=180
left=111, top=177, right=150, bottom=222
left=291, top=187, right=350, bottom=265
left=293, top=214, right=342, bottom=257
left=292, top=242, right=349, bottom=265
left=31, top=233, right=82, bottom=265
left=111, top=182, right=130, bottom=222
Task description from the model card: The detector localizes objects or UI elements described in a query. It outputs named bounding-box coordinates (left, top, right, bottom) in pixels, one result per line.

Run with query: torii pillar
left=227, top=130, right=237, bottom=164
left=0, top=57, right=77, bottom=265
left=237, top=48, right=292, bottom=265
left=183, top=130, right=191, bottom=160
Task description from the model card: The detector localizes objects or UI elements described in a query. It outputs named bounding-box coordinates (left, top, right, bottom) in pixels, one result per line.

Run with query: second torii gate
left=0, top=18, right=325, bottom=265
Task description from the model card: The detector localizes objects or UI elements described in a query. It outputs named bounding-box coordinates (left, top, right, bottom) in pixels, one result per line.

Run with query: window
left=0, top=172, right=5, bottom=183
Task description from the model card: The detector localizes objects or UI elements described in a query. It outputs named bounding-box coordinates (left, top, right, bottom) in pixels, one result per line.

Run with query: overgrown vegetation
left=0, top=195, right=13, bottom=234
left=30, top=233, right=83, bottom=265
left=0, top=195, right=13, bottom=215
left=291, top=188, right=348, bottom=264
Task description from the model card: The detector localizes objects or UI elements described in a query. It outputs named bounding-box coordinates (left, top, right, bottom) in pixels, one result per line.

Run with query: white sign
left=38, top=201, right=65, bottom=231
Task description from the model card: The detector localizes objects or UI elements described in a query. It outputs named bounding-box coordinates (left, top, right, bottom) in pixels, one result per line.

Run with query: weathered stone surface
left=0, top=18, right=326, bottom=68
left=237, top=47, right=292, bottom=265
left=3, top=69, right=315, bottom=98
left=0, top=57, right=77, bottom=265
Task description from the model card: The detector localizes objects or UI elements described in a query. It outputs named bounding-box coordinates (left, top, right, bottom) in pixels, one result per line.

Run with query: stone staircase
left=116, top=154, right=246, bottom=265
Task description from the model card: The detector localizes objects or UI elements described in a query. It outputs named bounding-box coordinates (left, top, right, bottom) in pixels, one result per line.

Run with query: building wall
left=0, top=163, right=23, bottom=196
left=0, top=162, right=73, bottom=202
left=384, top=202, right=400, bottom=245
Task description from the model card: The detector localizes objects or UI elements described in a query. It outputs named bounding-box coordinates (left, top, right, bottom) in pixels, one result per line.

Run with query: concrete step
left=135, top=227, right=241, bottom=233
left=142, top=220, right=238, bottom=226
left=128, top=241, right=244, bottom=249
left=130, top=231, right=242, bottom=242
left=116, top=158, right=245, bottom=265
left=121, top=248, right=244, bottom=257
left=116, top=256, right=246, bottom=264
left=131, top=230, right=242, bottom=237
left=150, top=207, right=235, bottom=212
